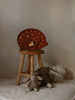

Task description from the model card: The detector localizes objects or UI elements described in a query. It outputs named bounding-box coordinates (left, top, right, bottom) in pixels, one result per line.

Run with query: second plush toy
left=23, top=75, right=43, bottom=92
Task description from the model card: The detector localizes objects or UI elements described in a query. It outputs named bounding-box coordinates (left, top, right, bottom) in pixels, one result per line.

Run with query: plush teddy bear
left=34, top=66, right=65, bottom=88
left=34, top=67, right=55, bottom=88
left=23, top=75, right=43, bottom=92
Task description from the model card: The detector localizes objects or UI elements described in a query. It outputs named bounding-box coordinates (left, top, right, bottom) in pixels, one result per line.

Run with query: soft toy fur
left=23, top=75, right=43, bottom=92
left=34, top=67, right=54, bottom=88
left=34, top=65, right=65, bottom=88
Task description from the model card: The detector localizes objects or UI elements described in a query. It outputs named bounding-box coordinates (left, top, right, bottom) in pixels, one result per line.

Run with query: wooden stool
left=16, top=50, right=44, bottom=85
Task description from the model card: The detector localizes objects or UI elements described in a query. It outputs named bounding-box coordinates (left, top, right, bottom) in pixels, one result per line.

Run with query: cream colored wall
left=0, top=0, right=75, bottom=78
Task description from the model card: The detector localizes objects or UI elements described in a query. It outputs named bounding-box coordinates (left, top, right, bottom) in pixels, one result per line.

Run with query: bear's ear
left=37, top=76, right=43, bottom=80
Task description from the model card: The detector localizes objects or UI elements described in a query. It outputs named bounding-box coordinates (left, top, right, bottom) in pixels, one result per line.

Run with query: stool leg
left=38, top=54, right=43, bottom=68
left=27, top=55, right=30, bottom=74
left=30, top=55, right=34, bottom=75
left=16, top=54, right=25, bottom=85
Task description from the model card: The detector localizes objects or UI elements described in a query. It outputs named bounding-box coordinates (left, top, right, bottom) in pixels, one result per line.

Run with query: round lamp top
left=17, top=28, right=48, bottom=50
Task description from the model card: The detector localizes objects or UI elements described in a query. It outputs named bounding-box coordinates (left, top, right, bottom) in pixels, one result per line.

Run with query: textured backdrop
left=0, top=0, right=75, bottom=78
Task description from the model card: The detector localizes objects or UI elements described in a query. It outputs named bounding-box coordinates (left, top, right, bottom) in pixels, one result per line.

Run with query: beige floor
left=0, top=79, right=75, bottom=100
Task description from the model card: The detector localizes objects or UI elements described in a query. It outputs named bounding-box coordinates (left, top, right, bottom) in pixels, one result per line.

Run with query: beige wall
left=0, top=0, right=75, bottom=78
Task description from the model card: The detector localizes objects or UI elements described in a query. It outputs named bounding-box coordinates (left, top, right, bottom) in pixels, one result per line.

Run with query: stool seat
left=19, top=50, right=44, bottom=55
left=16, top=50, right=44, bottom=85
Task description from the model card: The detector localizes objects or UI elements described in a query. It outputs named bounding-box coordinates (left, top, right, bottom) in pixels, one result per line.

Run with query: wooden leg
left=30, top=55, right=34, bottom=75
left=16, top=54, right=25, bottom=85
left=38, top=54, right=43, bottom=68
left=26, top=55, right=30, bottom=74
